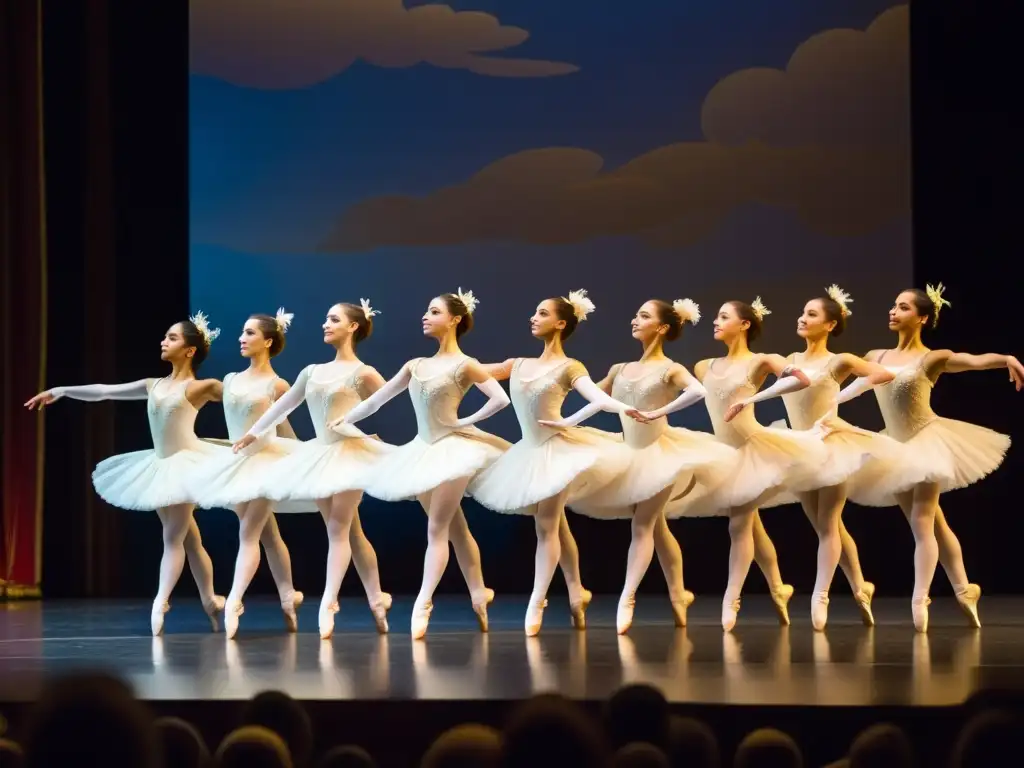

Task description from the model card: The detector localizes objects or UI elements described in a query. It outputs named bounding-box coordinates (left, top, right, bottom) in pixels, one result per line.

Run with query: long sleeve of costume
left=453, top=378, right=511, bottom=428
left=643, top=381, right=707, bottom=419
left=836, top=375, right=876, bottom=405
left=573, top=375, right=633, bottom=414
left=544, top=401, right=605, bottom=429
left=742, top=371, right=806, bottom=405
left=245, top=367, right=311, bottom=439
left=342, top=365, right=411, bottom=426
left=51, top=380, right=150, bottom=402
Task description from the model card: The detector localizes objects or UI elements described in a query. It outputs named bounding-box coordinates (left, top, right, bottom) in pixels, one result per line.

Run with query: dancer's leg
left=224, top=499, right=274, bottom=638
left=652, top=512, right=686, bottom=600
left=557, top=512, right=586, bottom=607
left=259, top=512, right=297, bottom=601
left=618, top=486, right=675, bottom=634
left=316, top=491, right=361, bottom=639
left=525, top=488, right=570, bottom=636
left=801, top=486, right=845, bottom=630
left=417, top=493, right=488, bottom=600
left=723, top=504, right=756, bottom=632
left=153, top=505, right=195, bottom=635
left=752, top=510, right=793, bottom=625
left=934, top=504, right=981, bottom=626
left=896, top=482, right=940, bottom=632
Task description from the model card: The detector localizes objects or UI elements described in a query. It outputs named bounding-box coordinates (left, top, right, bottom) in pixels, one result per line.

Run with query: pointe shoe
left=203, top=595, right=226, bottom=632
left=570, top=588, right=592, bottom=630
left=722, top=596, right=741, bottom=632
left=319, top=601, right=339, bottom=640
left=224, top=600, right=245, bottom=640
left=369, top=592, right=391, bottom=634
left=854, top=582, right=876, bottom=627
left=956, top=583, right=982, bottom=628
left=281, top=591, right=304, bottom=633
left=411, top=600, right=433, bottom=640
left=472, top=587, right=495, bottom=633
left=770, top=584, right=794, bottom=626
left=151, top=600, right=170, bottom=636
left=810, top=591, right=829, bottom=632
left=616, top=594, right=636, bottom=635
left=912, top=595, right=931, bottom=633
left=525, top=595, right=546, bottom=637
left=670, top=591, right=696, bottom=628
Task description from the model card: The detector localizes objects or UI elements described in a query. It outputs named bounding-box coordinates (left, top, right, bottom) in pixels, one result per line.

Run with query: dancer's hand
left=626, top=408, right=651, bottom=423
left=24, top=390, right=61, bottom=410
left=723, top=401, right=749, bottom=423
left=1008, top=356, right=1024, bottom=391
left=538, top=418, right=569, bottom=429
left=232, top=434, right=258, bottom=453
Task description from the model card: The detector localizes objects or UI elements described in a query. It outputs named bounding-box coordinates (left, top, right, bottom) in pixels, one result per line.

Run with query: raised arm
left=642, top=363, right=707, bottom=420
left=835, top=349, right=887, bottom=404
left=479, top=358, right=515, bottom=382
left=832, top=353, right=895, bottom=387
left=233, top=367, right=312, bottom=452
left=928, top=350, right=1024, bottom=389
left=186, top=378, right=224, bottom=408
left=451, top=359, right=511, bottom=428
left=338, top=361, right=413, bottom=426
left=723, top=354, right=810, bottom=422
left=25, top=379, right=151, bottom=409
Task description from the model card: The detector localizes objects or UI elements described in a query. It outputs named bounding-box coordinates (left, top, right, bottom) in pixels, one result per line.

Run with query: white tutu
left=470, top=426, right=630, bottom=513
left=191, top=436, right=316, bottom=512
left=366, top=427, right=509, bottom=502
left=93, top=440, right=227, bottom=511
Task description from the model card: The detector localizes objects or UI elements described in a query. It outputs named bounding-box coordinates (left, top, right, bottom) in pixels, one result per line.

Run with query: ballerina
left=549, top=298, right=737, bottom=635
left=188, top=308, right=311, bottom=639
left=833, top=284, right=1022, bottom=631
left=468, top=290, right=645, bottom=636
left=665, top=297, right=828, bottom=631
left=231, top=300, right=400, bottom=639
left=337, top=290, right=509, bottom=639
left=723, top=286, right=919, bottom=630
left=25, top=313, right=227, bottom=635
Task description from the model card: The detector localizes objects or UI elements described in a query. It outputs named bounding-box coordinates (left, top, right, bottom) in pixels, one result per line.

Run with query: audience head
left=240, top=691, right=314, bottom=768
left=734, top=728, right=803, bottom=768
left=604, top=685, right=670, bottom=751
left=421, top=724, right=501, bottom=768
left=23, top=672, right=159, bottom=768
left=666, top=716, right=719, bottom=768
left=848, top=723, right=914, bottom=768
left=316, top=745, right=376, bottom=768
left=501, top=693, right=608, bottom=768
left=951, top=709, right=1024, bottom=767
left=0, top=738, right=25, bottom=768
left=612, top=742, right=670, bottom=768
left=156, top=716, right=211, bottom=768
left=216, top=726, right=292, bottom=768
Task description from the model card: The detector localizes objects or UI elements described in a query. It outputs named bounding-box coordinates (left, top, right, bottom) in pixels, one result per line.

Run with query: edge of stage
left=3, top=595, right=1024, bottom=764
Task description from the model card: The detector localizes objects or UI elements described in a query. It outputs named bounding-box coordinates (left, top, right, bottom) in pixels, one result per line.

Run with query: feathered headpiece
left=274, top=307, right=295, bottom=332
left=455, top=287, right=478, bottom=315
left=825, top=285, right=853, bottom=317
left=925, top=282, right=951, bottom=327
left=188, top=310, right=220, bottom=345
left=359, top=298, right=380, bottom=319
left=563, top=289, right=596, bottom=321
left=672, top=298, right=701, bottom=325
left=750, top=296, right=771, bottom=322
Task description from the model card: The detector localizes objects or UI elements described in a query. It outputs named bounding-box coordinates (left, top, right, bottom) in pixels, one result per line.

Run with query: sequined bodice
left=304, top=362, right=365, bottom=442
left=147, top=378, right=200, bottom=458
left=511, top=358, right=578, bottom=445
left=782, top=355, right=839, bottom=430
left=612, top=362, right=674, bottom=448
left=409, top=356, right=472, bottom=444
left=222, top=372, right=279, bottom=441
left=874, top=354, right=937, bottom=441
left=702, top=359, right=761, bottom=447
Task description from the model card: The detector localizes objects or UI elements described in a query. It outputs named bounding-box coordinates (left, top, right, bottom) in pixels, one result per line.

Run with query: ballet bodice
left=874, top=352, right=937, bottom=441
left=147, top=378, right=200, bottom=458
left=221, top=372, right=281, bottom=441
left=408, top=356, right=475, bottom=444
left=782, top=354, right=840, bottom=430
left=304, top=362, right=366, bottom=441
left=611, top=362, right=675, bottom=448
left=511, top=357, right=588, bottom=445
left=701, top=358, right=762, bottom=447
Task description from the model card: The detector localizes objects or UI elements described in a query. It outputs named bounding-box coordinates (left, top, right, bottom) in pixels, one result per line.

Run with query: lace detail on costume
left=875, top=354, right=938, bottom=441
left=222, top=373, right=282, bottom=441
left=305, top=362, right=365, bottom=440
left=781, top=355, right=839, bottom=431
left=510, top=358, right=581, bottom=445
left=701, top=358, right=761, bottom=447
left=408, top=356, right=471, bottom=444
left=612, top=362, right=676, bottom=448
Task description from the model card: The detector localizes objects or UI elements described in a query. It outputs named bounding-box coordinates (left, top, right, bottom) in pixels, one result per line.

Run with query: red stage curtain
left=0, top=0, right=46, bottom=599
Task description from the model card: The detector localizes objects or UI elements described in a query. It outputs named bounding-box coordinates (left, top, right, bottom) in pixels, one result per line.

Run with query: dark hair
left=903, top=287, right=943, bottom=329
left=650, top=300, right=691, bottom=342
left=439, top=293, right=474, bottom=339
left=240, top=690, right=313, bottom=768
left=548, top=297, right=581, bottom=340
left=179, top=320, right=211, bottom=371
left=338, top=303, right=374, bottom=346
left=813, top=297, right=847, bottom=337
left=248, top=314, right=287, bottom=357
left=726, top=301, right=763, bottom=345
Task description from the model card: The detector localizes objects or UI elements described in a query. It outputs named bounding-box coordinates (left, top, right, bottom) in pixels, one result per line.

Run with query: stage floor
left=3, top=595, right=1023, bottom=706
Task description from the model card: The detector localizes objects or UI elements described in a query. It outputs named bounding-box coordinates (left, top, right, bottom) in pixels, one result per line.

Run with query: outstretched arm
left=480, top=358, right=515, bottom=382
left=724, top=354, right=810, bottom=422
left=338, top=362, right=412, bottom=426
left=930, top=350, right=1024, bottom=389
left=452, top=360, right=511, bottom=428
left=832, top=353, right=895, bottom=388
left=25, top=379, right=151, bottom=409
left=642, top=364, right=707, bottom=420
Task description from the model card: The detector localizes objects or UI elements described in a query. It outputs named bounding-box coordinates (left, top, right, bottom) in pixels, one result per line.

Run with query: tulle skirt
left=571, top=427, right=737, bottom=520
left=366, top=426, right=510, bottom=502
left=93, top=439, right=227, bottom=511
left=469, top=427, right=631, bottom=514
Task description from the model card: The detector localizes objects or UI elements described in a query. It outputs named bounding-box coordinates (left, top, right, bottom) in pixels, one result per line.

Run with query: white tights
left=620, top=486, right=678, bottom=603
left=315, top=491, right=364, bottom=614
left=797, top=484, right=855, bottom=597
left=154, top=504, right=217, bottom=607
left=529, top=488, right=586, bottom=607
left=226, top=500, right=298, bottom=608
left=415, top=476, right=472, bottom=611
left=895, top=483, right=970, bottom=599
